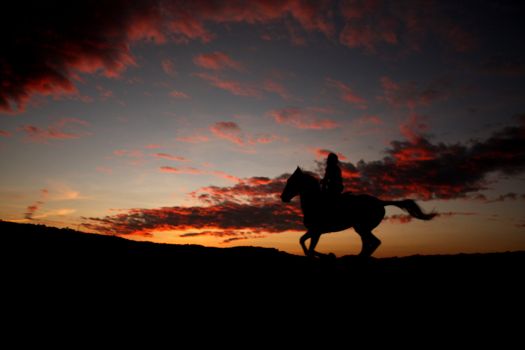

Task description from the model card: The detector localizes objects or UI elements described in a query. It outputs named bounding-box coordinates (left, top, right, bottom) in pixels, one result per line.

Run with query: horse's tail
left=382, top=199, right=436, bottom=221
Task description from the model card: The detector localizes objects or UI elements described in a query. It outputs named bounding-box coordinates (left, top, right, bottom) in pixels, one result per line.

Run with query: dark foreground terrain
left=2, top=220, right=524, bottom=329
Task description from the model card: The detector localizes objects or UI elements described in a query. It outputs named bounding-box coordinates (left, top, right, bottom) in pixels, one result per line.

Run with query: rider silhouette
left=320, top=152, right=344, bottom=199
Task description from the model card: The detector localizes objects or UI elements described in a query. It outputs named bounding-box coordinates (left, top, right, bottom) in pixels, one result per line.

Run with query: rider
left=320, top=152, right=344, bottom=199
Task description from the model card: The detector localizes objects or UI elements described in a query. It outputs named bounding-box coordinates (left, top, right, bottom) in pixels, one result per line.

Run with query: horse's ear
left=296, top=166, right=302, bottom=173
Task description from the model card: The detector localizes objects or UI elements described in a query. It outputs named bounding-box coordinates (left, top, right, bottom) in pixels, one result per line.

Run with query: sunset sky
left=1, top=0, right=524, bottom=257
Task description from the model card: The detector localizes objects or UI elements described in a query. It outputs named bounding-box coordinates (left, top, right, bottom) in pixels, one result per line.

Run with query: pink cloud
left=193, top=52, right=243, bottom=71
left=210, top=121, right=280, bottom=147
left=96, top=167, right=113, bottom=174
left=169, top=90, right=190, bottom=99
left=160, top=166, right=204, bottom=175
left=355, top=115, right=383, bottom=126
left=144, top=144, right=162, bottom=149
left=161, top=59, right=177, bottom=77
left=263, top=79, right=293, bottom=100
left=160, top=166, right=240, bottom=183
left=151, top=153, right=188, bottom=162
left=0, top=130, right=11, bottom=137
left=176, top=134, right=210, bottom=143
left=210, top=121, right=244, bottom=146
left=113, top=149, right=144, bottom=158
left=194, top=73, right=260, bottom=97
left=326, top=78, right=367, bottom=109
left=19, top=118, right=90, bottom=143
left=269, top=107, right=339, bottom=129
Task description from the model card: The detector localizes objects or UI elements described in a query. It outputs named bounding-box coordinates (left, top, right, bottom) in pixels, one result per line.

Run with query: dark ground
left=2, top=220, right=523, bottom=336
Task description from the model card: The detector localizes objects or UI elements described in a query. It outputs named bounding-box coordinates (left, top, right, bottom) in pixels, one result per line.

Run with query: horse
left=280, top=167, right=436, bottom=258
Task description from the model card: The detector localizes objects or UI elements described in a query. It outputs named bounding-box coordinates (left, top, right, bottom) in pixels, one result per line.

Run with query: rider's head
left=327, top=152, right=339, bottom=165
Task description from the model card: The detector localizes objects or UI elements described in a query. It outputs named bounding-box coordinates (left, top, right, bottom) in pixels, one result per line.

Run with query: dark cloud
left=339, top=116, right=525, bottom=200
left=83, top=201, right=303, bottom=237
left=85, top=117, right=525, bottom=238
left=0, top=0, right=335, bottom=113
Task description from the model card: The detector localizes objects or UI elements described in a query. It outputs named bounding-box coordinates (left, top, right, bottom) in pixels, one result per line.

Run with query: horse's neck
left=299, top=185, right=320, bottom=215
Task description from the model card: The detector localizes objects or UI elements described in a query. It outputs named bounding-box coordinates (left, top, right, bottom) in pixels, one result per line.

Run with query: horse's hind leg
left=308, top=232, right=321, bottom=257
left=355, top=228, right=381, bottom=257
left=300, top=231, right=311, bottom=256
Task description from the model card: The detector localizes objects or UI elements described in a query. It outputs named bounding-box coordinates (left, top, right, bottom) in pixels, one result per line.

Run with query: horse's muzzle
left=280, top=194, right=291, bottom=203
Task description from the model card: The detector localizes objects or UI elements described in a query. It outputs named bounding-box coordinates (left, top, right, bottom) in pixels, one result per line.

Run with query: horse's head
left=281, top=166, right=303, bottom=203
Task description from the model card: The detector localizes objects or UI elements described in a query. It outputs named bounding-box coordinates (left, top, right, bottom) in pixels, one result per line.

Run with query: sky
left=1, top=0, right=524, bottom=257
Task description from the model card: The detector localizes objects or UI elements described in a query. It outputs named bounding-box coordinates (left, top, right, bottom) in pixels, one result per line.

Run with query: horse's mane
left=300, top=170, right=321, bottom=190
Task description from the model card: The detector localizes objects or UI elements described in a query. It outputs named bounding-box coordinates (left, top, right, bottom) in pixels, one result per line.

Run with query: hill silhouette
left=3, top=219, right=524, bottom=339
left=3, top=221, right=523, bottom=286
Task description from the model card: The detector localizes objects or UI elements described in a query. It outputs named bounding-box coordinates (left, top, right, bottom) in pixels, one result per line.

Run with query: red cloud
left=193, top=52, right=243, bottom=71
left=85, top=116, right=525, bottom=240
left=152, top=153, right=188, bottom=162
left=338, top=116, right=525, bottom=200
left=326, top=78, right=367, bottom=109
left=19, top=118, right=90, bottom=143
left=194, top=73, right=260, bottom=97
left=269, top=107, right=339, bottom=129
left=169, top=90, right=190, bottom=99
left=0, top=130, right=12, bottom=137
left=313, top=149, right=347, bottom=161
left=399, top=113, right=429, bottom=143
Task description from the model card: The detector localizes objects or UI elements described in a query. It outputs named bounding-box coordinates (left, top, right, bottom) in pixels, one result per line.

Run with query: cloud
left=25, top=201, right=44, bottom=220
left=1, top=0, right=336, bottom=114
left=0, top=130, right=12, bottom=137
left=312, top=149, right=347, bottom=161
left=338, top=0, right=477, bottom=53
left=193, top=52, right=243, bottom=71
left=379, top=76, right=451, bottom=110
left=338, top=115, right=525, bottom=200
left=23, top=188, right=49, bottom=220
left=169, top=90, right=190, bottom=99
left=326, top=78, right=367, bottom=109
left=160, top=166, right=240, bottom=183
left=176, top=134, right=210, bottom=143
left=269, top=107, right=339, bottom=129
left=84, top=200, right=303, bottom=240
left=85, top=116, right=525, bottom=240
left=210, top=121, right=280, bottom=147
left=263, top=79, right=294, bottom=101
left=210, top=121, right=244, bottom=146
left=486, top=193, right=525, bottom=203
left=160, top=166, right=204, bottom=175
left=96, top=167, right=113, bottom=174
left=161, top=59, right=177, bottom=77
left=19, top=118, right=90, bottom=143
left=151, top=153, right=188, bottom=162
left=194, top=73, right=260, bottom=97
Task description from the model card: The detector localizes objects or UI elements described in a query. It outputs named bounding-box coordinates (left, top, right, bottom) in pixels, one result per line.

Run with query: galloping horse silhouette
left=280, top=167, right=436, bottom=257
